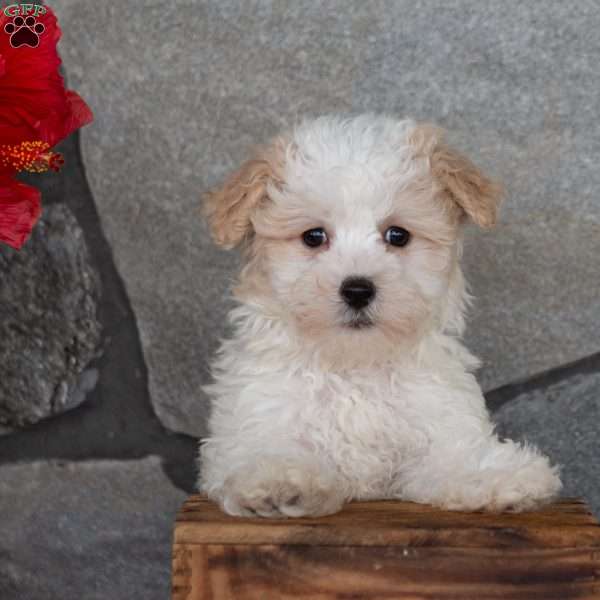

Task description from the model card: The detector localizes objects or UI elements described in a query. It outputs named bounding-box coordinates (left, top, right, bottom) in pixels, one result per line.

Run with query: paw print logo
left=4, top=15, right=45, bottom=48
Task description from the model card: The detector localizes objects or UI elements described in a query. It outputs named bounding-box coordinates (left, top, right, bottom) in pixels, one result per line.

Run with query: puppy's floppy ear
left=203, top=157, right=272, bottom=249
left=411, top=124, right=503, bottom=228
left=203, top=138, right=286, bottom=249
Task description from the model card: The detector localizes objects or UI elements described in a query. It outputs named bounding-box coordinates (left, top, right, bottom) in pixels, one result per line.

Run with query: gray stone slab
left=493, top=372, right=600, bottom=518
left=51, top=1, right=600, bottom=435
left=0, top=203, right=102, bottom=427
left=0, top=457, right=185, bottom=600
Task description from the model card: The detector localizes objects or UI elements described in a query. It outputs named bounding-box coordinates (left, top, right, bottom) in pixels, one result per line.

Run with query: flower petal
left=0, top=7, right=93, bottom=146
left=0, top=175, right=41, bottom=249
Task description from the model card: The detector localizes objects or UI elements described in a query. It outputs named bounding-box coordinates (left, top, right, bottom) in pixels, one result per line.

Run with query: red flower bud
left=0, top=5, right=93, bottom=249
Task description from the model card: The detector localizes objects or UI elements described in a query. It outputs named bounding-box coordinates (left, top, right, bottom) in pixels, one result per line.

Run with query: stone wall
left=1, top=2, right=598, bottom=598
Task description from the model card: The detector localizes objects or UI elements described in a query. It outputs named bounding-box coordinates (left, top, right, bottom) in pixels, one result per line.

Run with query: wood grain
left=175, top=496, right=600, bottom=548
left=172, top=496, right=600, bottom=599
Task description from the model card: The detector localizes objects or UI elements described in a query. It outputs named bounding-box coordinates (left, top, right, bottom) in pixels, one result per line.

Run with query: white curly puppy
left=199, top=114, right=561, bottom=518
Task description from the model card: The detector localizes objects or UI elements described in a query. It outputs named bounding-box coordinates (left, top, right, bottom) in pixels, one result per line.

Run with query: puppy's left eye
left=302, top=228, right=328, bottom=248
left=384, top=226, right=411, bottom=247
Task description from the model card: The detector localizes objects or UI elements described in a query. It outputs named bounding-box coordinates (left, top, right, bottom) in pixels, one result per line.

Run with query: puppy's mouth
left=342, top=311, right=375, bottom=330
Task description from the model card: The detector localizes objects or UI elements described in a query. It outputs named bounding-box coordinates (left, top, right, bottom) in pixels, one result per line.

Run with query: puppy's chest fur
left=288, top=368, right=429, bottom=490
left=208, top=313, right=482, bottom=497
left=212, top=356, right=439, bottom=496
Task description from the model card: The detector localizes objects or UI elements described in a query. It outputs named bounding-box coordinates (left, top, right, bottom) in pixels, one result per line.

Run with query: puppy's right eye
left=302, top=228, right=328, bottom=248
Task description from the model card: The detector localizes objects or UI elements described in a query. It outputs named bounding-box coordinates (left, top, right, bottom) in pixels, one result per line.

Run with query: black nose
left=340, top=277, right=376, bottom=310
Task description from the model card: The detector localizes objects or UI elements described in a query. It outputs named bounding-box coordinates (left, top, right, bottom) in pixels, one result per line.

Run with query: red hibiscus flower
left=0, top=4, right=93, bottom=249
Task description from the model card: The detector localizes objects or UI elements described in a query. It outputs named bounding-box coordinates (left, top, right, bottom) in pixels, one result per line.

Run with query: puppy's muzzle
left=340, top=277, right=376, bottom=310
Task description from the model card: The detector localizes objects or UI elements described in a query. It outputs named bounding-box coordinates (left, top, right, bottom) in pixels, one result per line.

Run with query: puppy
left=199, top=114, right=561, bottom=518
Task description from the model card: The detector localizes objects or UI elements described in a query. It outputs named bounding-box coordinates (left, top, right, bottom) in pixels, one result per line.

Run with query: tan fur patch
left=203, top=136, right=288, bottom=248
left=409, top=124, right=504, bottom=228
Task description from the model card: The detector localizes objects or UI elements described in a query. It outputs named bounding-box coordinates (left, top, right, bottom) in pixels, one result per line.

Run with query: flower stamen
left=0, top=141, right=65, bottom=173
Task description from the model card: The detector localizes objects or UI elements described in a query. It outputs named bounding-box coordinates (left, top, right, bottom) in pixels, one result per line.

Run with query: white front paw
left=443, top=453, right=562, bottom=513
left=219, top=457, right=346, bottom=518
left=485, top=456, right=562, bottom=512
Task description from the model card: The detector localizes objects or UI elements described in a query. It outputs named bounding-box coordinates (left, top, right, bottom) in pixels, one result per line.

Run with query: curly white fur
left=198, top=114, right=561, bottom=518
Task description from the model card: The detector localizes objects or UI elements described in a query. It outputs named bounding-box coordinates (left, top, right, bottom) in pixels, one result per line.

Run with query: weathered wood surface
left=172, top=495, right=600, bottom=599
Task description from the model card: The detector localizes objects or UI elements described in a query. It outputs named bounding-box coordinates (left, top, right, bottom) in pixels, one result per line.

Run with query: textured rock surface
left=493, top=372, right=600, bottom=517
left=51, top=1, right=600, bottom=436
left=0, top=203, right=102, bottom=427
left=0, top=457, right=185, bottom=600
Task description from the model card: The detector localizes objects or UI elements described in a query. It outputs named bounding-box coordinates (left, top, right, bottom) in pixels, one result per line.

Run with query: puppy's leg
left=200, top=443, right=347, bottom=518
left=396, top=429, right=561, bottom=512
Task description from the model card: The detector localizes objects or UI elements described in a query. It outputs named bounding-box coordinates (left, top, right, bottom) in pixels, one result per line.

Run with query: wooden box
left=172, top=495, right=600, bottom=599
